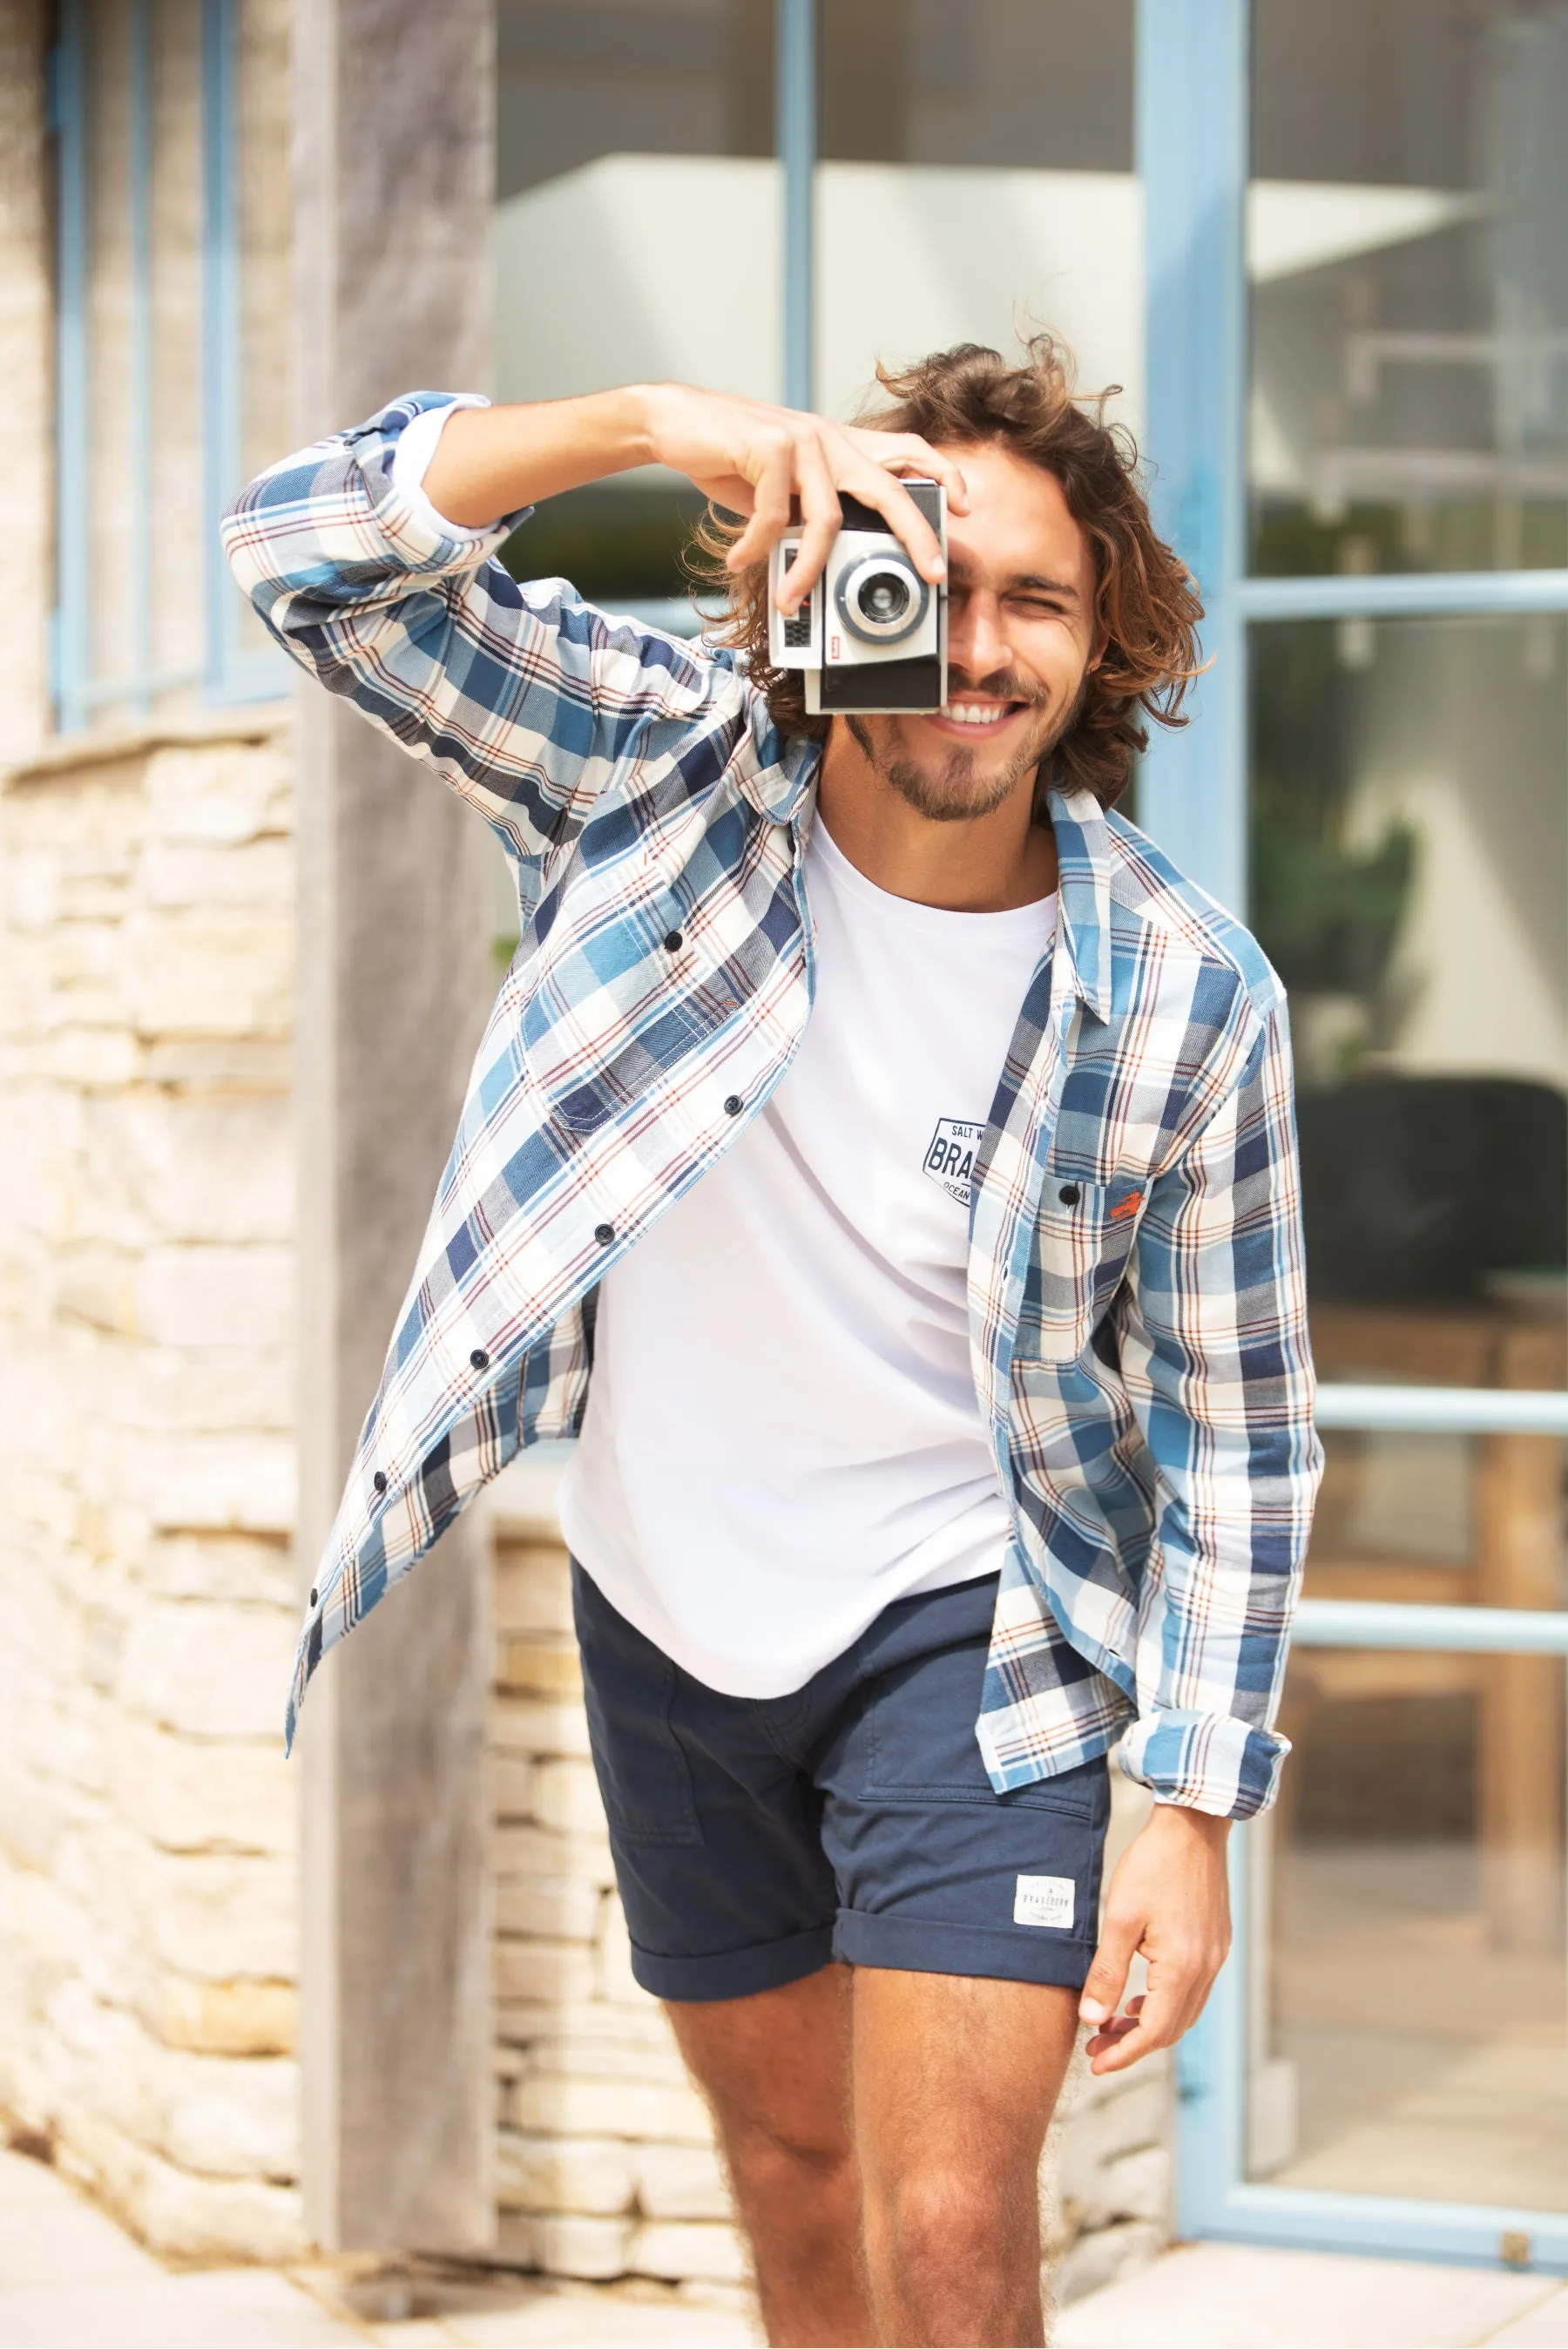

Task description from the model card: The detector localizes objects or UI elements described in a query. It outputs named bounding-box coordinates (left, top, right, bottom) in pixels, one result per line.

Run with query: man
left=226, top=337, right=1321, bottom=2347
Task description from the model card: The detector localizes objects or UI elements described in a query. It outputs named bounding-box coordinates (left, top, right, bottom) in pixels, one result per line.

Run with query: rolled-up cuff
left=341, top=390, right=532, bottom=572
left=1118, top=1708, right=1290, bottom=1819
left=388, top=392, right=496, bottom=542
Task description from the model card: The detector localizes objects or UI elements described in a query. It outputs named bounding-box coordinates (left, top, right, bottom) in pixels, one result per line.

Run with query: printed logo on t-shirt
left=923, top=1118, right=984, bottom=1208
left=1014, top=1873, right=1076, bottom=1930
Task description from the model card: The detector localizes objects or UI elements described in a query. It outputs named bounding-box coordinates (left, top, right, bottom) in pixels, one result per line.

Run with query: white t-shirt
left=558, top=816, right=1057, bottom=1696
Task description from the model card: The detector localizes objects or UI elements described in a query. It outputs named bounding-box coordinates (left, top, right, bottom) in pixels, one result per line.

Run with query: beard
left=846, top=672, right=1082, bottom=824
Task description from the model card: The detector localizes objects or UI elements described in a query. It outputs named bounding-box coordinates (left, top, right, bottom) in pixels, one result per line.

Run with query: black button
left=1058, top=1183, right=1081, bottom=1206
left=594, top=1222, right=615, bottom=1246
left=308, top=1587, right=319, bottom=1608
left=723, top=1093, right=743, bottom=1117
left=663, top=929, right=684, bottom=952
left=372, top=1469, right=388, bottom=1493
left=470, top=1347, right=490, bottom=1371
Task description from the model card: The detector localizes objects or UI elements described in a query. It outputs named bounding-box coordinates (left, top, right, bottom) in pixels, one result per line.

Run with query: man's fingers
left=876, top=433, right=971, bottom=515
left=726, top=435, right=797, bottom=570
left=1088, top=1972, right=1188, bottom=2075
left=1079, top=1908, right=1140, bottom=2030
left=777, top=434, right=842, bottom=612
left=705, top=416, right=961, bottom=589
left=1088, top=1951, right=1218, bottom=2076
left=1085, top=1993, right=1143, bottom=2046
left=686, top=470, right=759, bottom=517
left=835, top=458, right=947, bottom=583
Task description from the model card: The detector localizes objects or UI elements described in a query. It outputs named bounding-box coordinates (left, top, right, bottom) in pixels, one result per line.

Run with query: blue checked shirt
left=225, top=391, right=1322, bottom=1818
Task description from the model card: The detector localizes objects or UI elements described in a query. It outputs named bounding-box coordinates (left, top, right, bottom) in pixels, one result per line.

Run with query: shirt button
left=1058, top=1183, right=1081, bottom=1206
left=723, top=1093, right=743, bottom=1117
left=308, top=1587, right=319, bottom=1607
left=663, top=929, right=684, bottom=952
left=594, top=1222, right=615, bottom=1246
left=372, top=1469, right=388, bottom=1493
left=470, top=1347, right=490, bottom=1370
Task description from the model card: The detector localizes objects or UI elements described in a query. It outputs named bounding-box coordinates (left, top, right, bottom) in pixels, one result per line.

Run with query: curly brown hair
left=688, top=334, right=1203, bottom=812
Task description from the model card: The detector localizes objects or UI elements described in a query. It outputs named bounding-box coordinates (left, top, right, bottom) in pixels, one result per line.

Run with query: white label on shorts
left=1014, top=1873, right=1075, bottom=1930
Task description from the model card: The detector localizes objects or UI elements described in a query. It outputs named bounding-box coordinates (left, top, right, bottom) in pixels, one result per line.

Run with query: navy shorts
left=571, top=1563, right=1110, bottom=2003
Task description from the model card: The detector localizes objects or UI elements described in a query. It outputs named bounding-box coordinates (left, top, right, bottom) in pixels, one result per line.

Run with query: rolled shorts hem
left=629, top=1921, right=836, bottom=2003
left=832, top=1907, right=1095, bottom=1989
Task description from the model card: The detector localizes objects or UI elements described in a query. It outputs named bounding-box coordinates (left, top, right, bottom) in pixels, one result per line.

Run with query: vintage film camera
left=765, top=480, right=947, bottom=715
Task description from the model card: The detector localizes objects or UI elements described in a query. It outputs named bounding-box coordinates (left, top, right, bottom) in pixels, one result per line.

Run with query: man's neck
left=814, top=723, right=1059, bottom=914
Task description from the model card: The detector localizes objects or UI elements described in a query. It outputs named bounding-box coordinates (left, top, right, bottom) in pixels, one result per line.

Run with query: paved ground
left=1052, top=2241, right=1568, bottom=2347
left=4, top=2143, right=1568, bottom=2347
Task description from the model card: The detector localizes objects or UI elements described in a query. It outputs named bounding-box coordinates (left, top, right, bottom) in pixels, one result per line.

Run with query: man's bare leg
left=853, top=1967, right=1081, bottom=2347
left=665, top=1963, right=874, bottom=2347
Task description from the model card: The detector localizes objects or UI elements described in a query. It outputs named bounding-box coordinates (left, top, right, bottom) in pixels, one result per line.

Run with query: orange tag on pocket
left=1108, top=1189, right=1144, bottom=1223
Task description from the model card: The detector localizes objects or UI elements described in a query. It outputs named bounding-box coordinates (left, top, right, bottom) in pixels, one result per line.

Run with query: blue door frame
left=1137, top=0, right=1568, bottom=2274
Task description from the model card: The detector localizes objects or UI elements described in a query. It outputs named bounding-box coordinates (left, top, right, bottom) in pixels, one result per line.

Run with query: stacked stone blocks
left=491, top=1527, right=750, bottom=2305
left=0, top=717, right=306, bottom=2262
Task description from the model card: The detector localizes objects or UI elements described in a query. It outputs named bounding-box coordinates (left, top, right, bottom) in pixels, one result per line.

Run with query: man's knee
left=872, top=2156, right=1034, bottom=2279
left=723, top=2107, right=857, bottom=2209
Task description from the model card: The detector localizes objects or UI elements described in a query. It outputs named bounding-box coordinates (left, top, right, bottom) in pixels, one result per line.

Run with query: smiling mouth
left=924, top=698, right=1029, bottom=737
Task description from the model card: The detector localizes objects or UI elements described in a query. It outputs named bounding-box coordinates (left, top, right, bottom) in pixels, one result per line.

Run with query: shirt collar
left=740, top=705, right=821, bottom=825
left=1045, top=785, right=1115, bottom=1024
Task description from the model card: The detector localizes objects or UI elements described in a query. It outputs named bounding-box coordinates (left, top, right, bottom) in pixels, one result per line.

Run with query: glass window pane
left=1248, top=1642, right=1566, bottom=2208
left=233, top=0, right=293, bottom=667
left=145, top=0, right=205, bottom=692
left=83, top=2, right=138, bottom=694
left=1249, top=0, right=1568, bottom=576
left=817, top=1, right=1138, bottom=426
left=1248, top=613, right=1568, bottom=1384
left=84, top=0, right=206, bottom=709
left=494, top=0, right=772, bottom=608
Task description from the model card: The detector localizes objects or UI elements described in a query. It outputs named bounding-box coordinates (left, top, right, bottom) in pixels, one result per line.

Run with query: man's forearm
left=422, top=389, right=658, bottom=529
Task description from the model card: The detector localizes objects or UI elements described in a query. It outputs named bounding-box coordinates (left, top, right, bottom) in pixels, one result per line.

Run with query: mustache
left=943, top=668, right=1049, bottom=707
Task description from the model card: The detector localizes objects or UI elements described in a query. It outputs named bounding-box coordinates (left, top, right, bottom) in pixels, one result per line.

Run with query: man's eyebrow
left=945, top=558, right=1082, bottom=601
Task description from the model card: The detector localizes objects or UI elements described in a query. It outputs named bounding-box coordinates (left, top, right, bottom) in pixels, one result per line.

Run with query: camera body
left=766, top=481, right=947, bottom=715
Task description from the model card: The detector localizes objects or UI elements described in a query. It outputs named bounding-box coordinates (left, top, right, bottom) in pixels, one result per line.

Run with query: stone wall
left=486, top=1468, right=1173, bottom=2319
left=0, top=713, right=307, bottom=2263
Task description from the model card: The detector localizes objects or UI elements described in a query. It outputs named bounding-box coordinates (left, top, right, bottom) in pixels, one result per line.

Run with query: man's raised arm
left=421, top=384, right=962, bottom=602
left=221, top=382, right=964, bottom=878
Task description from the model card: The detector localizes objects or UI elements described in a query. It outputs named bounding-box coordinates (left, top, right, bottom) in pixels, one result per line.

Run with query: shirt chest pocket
left=1016, top=1173, right=1146, bottom=1366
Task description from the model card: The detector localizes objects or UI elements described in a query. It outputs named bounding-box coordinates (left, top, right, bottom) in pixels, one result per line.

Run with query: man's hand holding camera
left=424, top=381, right=968, bottom=611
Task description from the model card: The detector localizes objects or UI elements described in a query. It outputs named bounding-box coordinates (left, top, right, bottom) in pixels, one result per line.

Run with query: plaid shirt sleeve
left=220, top=390, right=731, bottom=886
left=1117, top=996, right=1322, bottom=1818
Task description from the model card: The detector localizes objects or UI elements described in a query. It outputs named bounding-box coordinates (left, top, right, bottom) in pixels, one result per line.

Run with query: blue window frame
left=1139, top=0, right=1568, bottom=2275
left=51, top=0, right=287, bottom=733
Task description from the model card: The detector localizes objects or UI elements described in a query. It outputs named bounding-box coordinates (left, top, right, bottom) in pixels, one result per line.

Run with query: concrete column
left=290, top=0, right=497, bottom=2252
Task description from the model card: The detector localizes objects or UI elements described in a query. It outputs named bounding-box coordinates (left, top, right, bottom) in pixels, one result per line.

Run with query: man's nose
left=947, top=593, right=1009, bottom=686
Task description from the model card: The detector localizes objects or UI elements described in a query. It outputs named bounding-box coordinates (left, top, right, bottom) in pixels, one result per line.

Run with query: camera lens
left=857, top=569, right=911, bottom=627
left=835, top=546, right=929, bottom=645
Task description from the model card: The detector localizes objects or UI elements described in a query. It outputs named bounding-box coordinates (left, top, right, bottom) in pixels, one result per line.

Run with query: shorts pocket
left=571, top=1564, right=702, bottom=1847
left=860, top=1631, right=1102, bottom=1819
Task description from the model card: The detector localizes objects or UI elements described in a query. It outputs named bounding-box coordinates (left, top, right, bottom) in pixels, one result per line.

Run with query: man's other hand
left=1078, top=1802, right=1232, bottom=2075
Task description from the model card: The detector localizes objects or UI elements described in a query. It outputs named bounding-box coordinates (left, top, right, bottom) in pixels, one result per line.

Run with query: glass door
left=1139, top=0, right=1568, bottom=2272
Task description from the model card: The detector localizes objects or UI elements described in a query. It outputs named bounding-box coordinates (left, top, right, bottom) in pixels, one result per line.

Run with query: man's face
left=843, top=440, right=1100, bottom=824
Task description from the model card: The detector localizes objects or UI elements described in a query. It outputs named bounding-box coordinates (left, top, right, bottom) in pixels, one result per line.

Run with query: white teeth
left=943, top=702, right=1011, bottom=726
